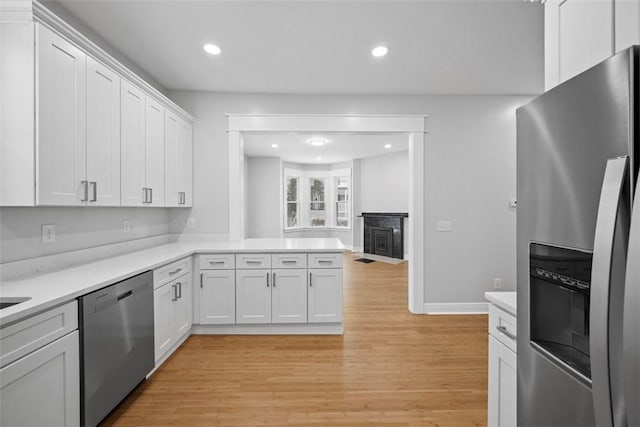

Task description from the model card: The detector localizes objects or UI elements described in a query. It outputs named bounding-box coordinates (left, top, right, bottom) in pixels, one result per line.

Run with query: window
left=286, top=176, right=299, bottom=228
left=283, top=168, right=351, bottom=230
left=309, top=178, right=326, bottom=226
left=334, top=176, right=349, bottom=228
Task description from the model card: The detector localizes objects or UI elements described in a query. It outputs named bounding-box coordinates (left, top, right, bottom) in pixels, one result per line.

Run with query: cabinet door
left=200, top=270, right=236, bottom=324
left=86, top=57, right=120, bottom=206
left=36, top=24, right=86, bottom=206
left=164, top=110, right=180, bottom=207
left=272, top=269, right=307, bottom=323
left=120, top=80, right=146, bottom=206
left=0, top=331, right=79, bottom=427
left=178, top=118, right=193, bottom=206
left=173, top=275, right=192, bottom=339
left=145, top=97, right=165, bottom=206
left=153, top=283, right=174, bottom=362
left=488, top=335, right=517, bottom=427
left=308, top=268, right=343, bottom=323
left=236, top=269, right=271, bottom=324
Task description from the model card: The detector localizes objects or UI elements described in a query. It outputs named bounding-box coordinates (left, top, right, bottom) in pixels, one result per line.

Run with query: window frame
left=283, top=167, right=351, bottom=231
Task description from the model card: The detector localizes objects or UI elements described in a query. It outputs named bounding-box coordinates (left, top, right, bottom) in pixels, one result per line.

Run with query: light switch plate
left=187, top=218, right=195, bottom=229
left=437, top=221, right=452, bottom=232
left=123, top=220, right=131, bottom=233
left=42, top=224, right=56, bottom=243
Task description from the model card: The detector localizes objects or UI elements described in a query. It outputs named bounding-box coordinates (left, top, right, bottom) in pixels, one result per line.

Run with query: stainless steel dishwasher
left=80, top=270, right=154, bottom=427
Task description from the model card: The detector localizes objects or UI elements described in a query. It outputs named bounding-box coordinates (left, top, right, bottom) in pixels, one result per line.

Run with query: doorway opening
left=227, top=114, right=427, bottom=314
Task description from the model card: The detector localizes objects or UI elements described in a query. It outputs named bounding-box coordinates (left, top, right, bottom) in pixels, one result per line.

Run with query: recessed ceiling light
left=271, top=144, right=279, bottom=148
left=203, top=43, right=222, bottom=55
left=384, top=144, right=392, bottom=149
left=316, top=157, right=322, bottom=161
left=309, top=137, right=328, bottom=146
left=371, top=46, right=389, bottom=57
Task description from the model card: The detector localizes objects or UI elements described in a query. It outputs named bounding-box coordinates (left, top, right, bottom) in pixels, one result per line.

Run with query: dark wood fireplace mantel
left=361, top=212, right=408, bottom=260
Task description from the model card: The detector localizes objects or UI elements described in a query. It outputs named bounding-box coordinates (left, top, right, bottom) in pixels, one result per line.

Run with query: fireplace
left=362, top=212, right=408, bottom=260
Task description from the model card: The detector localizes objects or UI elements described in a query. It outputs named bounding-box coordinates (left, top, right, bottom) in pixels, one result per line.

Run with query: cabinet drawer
left=272, top=253, right=307, bottom=269
left=489, top=304, right=517, bottom=353
left=236, top=254, right=271, bottom=269
left=308, top=253, right=343, bottom=269
left=153, top=257, right=191, bottom=289
left=200, top=254, right=235, bottom=270
left=0, top=301, right=78, bottom=368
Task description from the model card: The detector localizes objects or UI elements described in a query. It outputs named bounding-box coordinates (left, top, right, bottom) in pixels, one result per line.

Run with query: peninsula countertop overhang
left=0, top=238, right=346, bottom=326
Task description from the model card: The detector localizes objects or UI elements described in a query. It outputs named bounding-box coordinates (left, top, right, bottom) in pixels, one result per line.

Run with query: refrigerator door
left=590, top=156, right=630, bottom=427
left=517, top=48, right=635, bottom=427
left=624, top=175, right=640, bottom=427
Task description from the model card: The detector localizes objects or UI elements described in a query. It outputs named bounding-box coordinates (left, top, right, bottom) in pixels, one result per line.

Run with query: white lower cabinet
left=487, top=299, right=517, bottom=427
left=0, top=301, right=80, bottom=427
left=271, top=269, right=307, bottom=323
left=488, top=336, right=517, bottom=427
left=0, top=331, right=80, bottom=427
left=236, top=269, right=272, bottom=324
left=200, top=270, right=236, bottom=324
left=153, top=263, right=192, bottom=363
left=308, top=268, right=343, bottom=323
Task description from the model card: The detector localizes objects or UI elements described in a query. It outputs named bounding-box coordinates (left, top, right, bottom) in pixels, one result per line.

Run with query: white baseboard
left=352, top=246, right=363, bottom=253
left=193, top=323, right=343, bottom=335
left=423, top=302, right=489, bottom=315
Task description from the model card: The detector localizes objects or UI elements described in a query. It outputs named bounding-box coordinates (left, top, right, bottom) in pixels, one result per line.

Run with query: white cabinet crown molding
left=30, top=0, right=194, bottom=124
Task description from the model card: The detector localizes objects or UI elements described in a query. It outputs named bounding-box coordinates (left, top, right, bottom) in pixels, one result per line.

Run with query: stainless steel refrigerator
left=516, top=46, right=640, bottom=426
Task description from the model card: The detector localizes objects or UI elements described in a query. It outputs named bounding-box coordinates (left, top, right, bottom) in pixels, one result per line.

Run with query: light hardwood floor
left=103, top=253, right=488, bottom=426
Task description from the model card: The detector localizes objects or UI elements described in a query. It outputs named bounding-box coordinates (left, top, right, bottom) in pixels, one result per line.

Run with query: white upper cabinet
left=120, top=80, right=146, bottom=206
left=179, top=119, right=193, bottom=207
left=0, top=16, right=194, bottom=208
left=545, top=0, right=639, bottom=89
left=36, top=24, right=87, bottom=205
left=145, top=97, right=165, bottom=207
left=86, top=57, right=120, bottom=206
left=165, top=111, right=193, bottom=207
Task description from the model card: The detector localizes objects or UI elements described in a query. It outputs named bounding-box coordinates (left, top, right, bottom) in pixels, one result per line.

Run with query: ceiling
left=48, top=0, right=544, bottom=95
left=243, top=133, right=408, bottom=164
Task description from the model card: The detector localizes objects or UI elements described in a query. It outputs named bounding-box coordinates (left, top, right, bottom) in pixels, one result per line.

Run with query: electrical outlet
left=42, top=224, right=56, bottom=244
left=187, top=218, right=195, bottom=229
left=123, top=220, right=131, bottom=233
left=509, top=199, right=518, bottom=208
left=437, top=221, right=452, bottom=232
left=494, top=278, right=503, bottom=289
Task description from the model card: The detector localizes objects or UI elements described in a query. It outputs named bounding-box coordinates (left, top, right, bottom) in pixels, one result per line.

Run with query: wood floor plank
left=102, top=253, right=488, bottom=426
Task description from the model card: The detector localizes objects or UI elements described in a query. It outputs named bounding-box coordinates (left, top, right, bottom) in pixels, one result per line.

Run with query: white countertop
left=0, top=238, right=345, bottom=326
left=484, top=291, right=517, bottom=316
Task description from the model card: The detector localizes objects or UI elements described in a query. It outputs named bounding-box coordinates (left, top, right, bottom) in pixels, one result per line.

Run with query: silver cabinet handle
left=181, top=192, right=185, bottom=204
left=496, top=325, right=516, bottom=340
left=246, top=260, right=262, bottom=264
left=169, top=268, right=182, bottom=275
left=178, top=192, right=182, bottom=205
left=200, top=273, right=204, bottom=289
left=318, top=260, right=332, bottom=264
left=81, top=180, right=88, bottom=202
left=142, top=188, right=148, bottom=203
left=272, top=272, right=276, bottom=287
left=149, top=187, right=153, bottom=204
left=309, top=272, right=312, bottom=287
left=266, top=272, right=270, bottom=287
left=171, top=284, right=178, bottom=302
left=282, top=260, right=297, bottom=264
left=177, top=282, right=182, bottom=299
left=624, top=173, right=640, bottom=427
left=209, top=260, right=225, bottom=264
left=591, top=156, right=629, bottom=427
left=90, top=181, right=97, bottom=202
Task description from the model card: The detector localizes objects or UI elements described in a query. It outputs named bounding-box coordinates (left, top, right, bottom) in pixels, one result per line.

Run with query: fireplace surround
left=362, top=212, right=408, bottom=260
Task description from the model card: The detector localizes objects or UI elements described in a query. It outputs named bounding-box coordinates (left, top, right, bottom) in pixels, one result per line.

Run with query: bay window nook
left=284, top=168, right=351, bottom=231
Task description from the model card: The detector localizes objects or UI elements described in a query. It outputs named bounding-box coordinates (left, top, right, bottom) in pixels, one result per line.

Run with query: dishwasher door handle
left=117, top=290, right=133, bottom=301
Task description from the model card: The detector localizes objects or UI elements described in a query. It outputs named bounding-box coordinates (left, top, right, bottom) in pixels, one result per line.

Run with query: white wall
left=358, top=150, right=409, bottom=255
left=168, top=92, right=530, bottom=305
left=360, top=150, right=409, bottom=213
left=0, top=207, right=169, bottom=263
left=246, top=157, right=282, bottom=238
